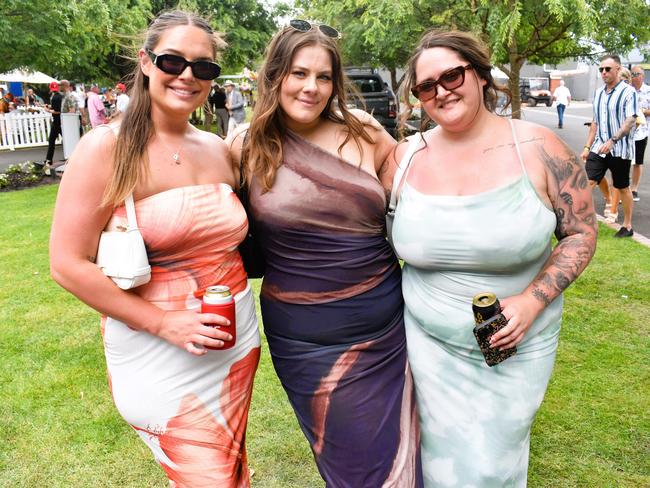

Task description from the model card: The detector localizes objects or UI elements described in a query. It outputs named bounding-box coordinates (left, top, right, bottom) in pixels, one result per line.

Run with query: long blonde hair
left=243, top=25, right=374, bottom=192
left=102, top=10, right=224, bottom=207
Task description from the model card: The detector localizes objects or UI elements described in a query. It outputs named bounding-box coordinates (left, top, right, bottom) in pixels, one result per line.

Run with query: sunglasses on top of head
left=288, top=19, right=341, bottom=39
left=411, top=65, right=473, bottom=102
left=146, top=50, right=221, bottom=80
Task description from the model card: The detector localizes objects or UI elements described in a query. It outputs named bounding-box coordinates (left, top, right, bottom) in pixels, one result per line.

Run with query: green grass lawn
left=1, top=184, right=648, bottom=487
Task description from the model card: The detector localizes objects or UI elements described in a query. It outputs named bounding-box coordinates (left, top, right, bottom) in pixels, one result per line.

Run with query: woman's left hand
left=489, top=293, right=544, bottom=350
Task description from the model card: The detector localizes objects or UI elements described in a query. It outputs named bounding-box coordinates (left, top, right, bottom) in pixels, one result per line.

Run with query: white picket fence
left=0, top=111, right=61, bottom=151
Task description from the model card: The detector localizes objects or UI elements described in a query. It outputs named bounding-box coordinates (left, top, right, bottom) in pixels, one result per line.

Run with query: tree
left=1, top=0, right=280, bottom=83
left=150, top=0, right=280, bottom=73
left=299, top=0, right=650, bottom=118
left=1, top=0, right=150, bottom=82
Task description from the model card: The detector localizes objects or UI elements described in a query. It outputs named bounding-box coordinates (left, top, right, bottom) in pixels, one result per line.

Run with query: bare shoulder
left=63, top=125, right=117, bottom=186
left=348, top=108, right=383, bottom=130
left=193, top=125, right=229, bottom=160
left=510, top=119, right=574, bottom=169
left=398, top=129, right=433, bottom=160
left=225, top=122, right=250, bottom=161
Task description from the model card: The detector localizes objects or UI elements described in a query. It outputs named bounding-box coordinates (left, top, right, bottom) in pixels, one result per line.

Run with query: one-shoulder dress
left=393, top=123, right=561, bottom=487
left=249, top=131, right=422, bottom=487
left=102, top=183, right=261, bottom=488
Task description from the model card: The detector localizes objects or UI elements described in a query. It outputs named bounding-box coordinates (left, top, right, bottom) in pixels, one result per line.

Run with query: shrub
left=0, top=162, right=49, bottom=191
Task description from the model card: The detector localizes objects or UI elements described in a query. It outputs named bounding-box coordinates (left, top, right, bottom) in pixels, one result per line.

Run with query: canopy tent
left=0, top=69, right=58, bottom=84
left=491, top=67, right=509, bottom=80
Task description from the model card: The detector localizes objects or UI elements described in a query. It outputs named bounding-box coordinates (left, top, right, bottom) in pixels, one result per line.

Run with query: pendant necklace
left=158, top=132, right=187, bottom=165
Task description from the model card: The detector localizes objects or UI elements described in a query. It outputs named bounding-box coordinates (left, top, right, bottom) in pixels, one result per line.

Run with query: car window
left=350, top=77, right=383, bottom=93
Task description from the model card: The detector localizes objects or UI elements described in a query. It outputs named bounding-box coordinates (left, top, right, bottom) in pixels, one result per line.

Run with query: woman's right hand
left=156, top=310, right=233, bottom=356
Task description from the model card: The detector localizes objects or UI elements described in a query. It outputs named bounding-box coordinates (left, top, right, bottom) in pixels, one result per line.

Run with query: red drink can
left=201, top=285, right=236, bottom=350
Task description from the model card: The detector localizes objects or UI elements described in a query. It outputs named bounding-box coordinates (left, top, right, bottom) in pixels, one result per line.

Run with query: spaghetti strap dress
left=392, top=121, right=561, bottom=487
left=249, top=131, right=422, bottom=487
left=102, top=183, right=261, bottom=488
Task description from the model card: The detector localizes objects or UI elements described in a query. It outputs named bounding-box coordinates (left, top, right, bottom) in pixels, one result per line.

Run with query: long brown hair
left=102, top=10, right=224, bottom=207
left=400, top=30, right=511, bottom=132
left=244, top=25, right=374, bottom=192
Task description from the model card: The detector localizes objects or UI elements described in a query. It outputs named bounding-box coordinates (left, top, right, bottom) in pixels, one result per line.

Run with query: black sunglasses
left=411, top=65, right=473, bottom=102
left=146, top=50, right=221, bottom=80
left=289, top=19, right=341, bottom=39
left=598, top=66, right=613, bottom=73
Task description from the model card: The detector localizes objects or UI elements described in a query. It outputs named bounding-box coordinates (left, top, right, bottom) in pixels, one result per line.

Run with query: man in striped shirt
left=581, top=54, right=637, bottom=238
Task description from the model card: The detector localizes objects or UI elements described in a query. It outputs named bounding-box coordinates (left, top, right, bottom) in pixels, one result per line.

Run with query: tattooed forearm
left=527, top=141, right=597, bottom=307
left=613, top=116, right=636, bottom=140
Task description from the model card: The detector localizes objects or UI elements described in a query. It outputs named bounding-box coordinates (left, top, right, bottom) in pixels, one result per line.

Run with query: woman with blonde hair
left=229, top=20, right=422, bottom=486
left=392, top=30, right=597, bottom=486
left=50, top=11, right=260, bottom=486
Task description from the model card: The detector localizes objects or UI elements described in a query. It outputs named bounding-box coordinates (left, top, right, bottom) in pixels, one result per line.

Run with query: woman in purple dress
left=228, top=20, right=422, bottom=487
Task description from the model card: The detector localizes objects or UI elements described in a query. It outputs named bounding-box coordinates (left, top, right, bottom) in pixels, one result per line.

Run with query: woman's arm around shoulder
left=347, top=108, right=398, bottom=187
left=50, top=126, right=232, bottom=355
left=492, top=124, right=597, bottom=350
left=225, top=123, right=250, bottom=188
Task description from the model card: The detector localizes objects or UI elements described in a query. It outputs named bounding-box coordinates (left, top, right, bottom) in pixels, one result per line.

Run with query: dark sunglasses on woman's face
left=289, top=19, right=341, bottom=39
left=411, top=65, right=473, bottom=102
left=598, top=66, right=613, bottom=73
left=146, top=50, right=221, bottom=80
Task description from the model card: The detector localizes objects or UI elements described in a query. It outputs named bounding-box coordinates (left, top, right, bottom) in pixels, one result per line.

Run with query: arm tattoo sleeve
left=613, top=116, right=636, bottom=140
left=528, top=142, right=598, bottom=307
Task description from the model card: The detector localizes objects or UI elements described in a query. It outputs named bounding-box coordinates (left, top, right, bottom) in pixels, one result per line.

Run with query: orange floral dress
left=101, top=183, right=260, bottom=487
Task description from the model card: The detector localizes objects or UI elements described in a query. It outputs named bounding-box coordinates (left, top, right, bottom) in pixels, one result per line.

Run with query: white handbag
left=96, top=193, right=151, bottom=289
left=386, top=135, right=422, bottom=250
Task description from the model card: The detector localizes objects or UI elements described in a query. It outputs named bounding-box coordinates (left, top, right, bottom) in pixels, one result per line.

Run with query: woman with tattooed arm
left=389, top=30, right=597, bottom=487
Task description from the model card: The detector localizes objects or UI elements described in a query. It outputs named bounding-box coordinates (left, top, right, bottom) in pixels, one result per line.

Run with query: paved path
left=0, top=145, right=63, bottom=172
left=522, top=104, right=649, bottom=247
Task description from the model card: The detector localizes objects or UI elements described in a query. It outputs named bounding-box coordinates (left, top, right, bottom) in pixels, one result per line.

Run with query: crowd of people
left=47, top=8, right=650, bottom=488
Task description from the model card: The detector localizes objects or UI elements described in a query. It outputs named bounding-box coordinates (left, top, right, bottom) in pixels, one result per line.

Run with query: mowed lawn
left=1, top=184, right=648, bottom=487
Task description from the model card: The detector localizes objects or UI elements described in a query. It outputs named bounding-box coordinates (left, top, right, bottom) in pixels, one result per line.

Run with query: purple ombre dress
left=249, top=131, right=422, bottom=487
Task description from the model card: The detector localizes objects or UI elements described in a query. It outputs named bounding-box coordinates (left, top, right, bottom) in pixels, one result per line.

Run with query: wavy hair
left=243, top=25, right=375, bottom=192
left=102, top=10, right=225, bottom=207
left=400, top=30, right=511, bottom=132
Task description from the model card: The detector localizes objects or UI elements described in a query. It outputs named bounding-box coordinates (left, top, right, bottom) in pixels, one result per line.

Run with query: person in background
left=61, top=79, right=78, bottom=114
left=87, top=84, right=107, bottom=128
left=113, top=82, right=130, bottom=117
left=224, top=80, right=245, bottom=135
left=394, top=29, right=596, bottom=486
left=0, top=92, right=14, bottom=113
left=581, top=54, right=637, bottom=237
left=552, top=79, right=571, bottom=128
left=49, top=11, right=260, bottom=486
left=212, top=83, right=228, bottom=137
left=631, top=65, right=649, bottom=201
left=26, top=88, right=37, bottom=106
left=228, top=20, right=422, bottom=486
left=70, top=84, right=87, bottom=134
left=43, top=81, right=63, bottom=174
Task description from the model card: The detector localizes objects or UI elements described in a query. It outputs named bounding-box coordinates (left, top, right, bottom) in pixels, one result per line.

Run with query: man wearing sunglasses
left=224, top=80, right=245, bottom=136
left=581, top=54, right=638, bottom=238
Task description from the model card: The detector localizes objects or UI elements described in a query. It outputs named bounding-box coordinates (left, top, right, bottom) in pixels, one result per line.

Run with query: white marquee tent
left=0, top=69, right=58, bottom=84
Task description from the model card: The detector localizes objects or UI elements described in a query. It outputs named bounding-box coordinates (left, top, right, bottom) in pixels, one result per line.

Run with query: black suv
left=344, top=67, right=398, bottom=137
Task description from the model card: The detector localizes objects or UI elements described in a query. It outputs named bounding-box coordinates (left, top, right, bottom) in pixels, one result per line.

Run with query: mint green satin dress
left=393, top=122, right=561, bottom=487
